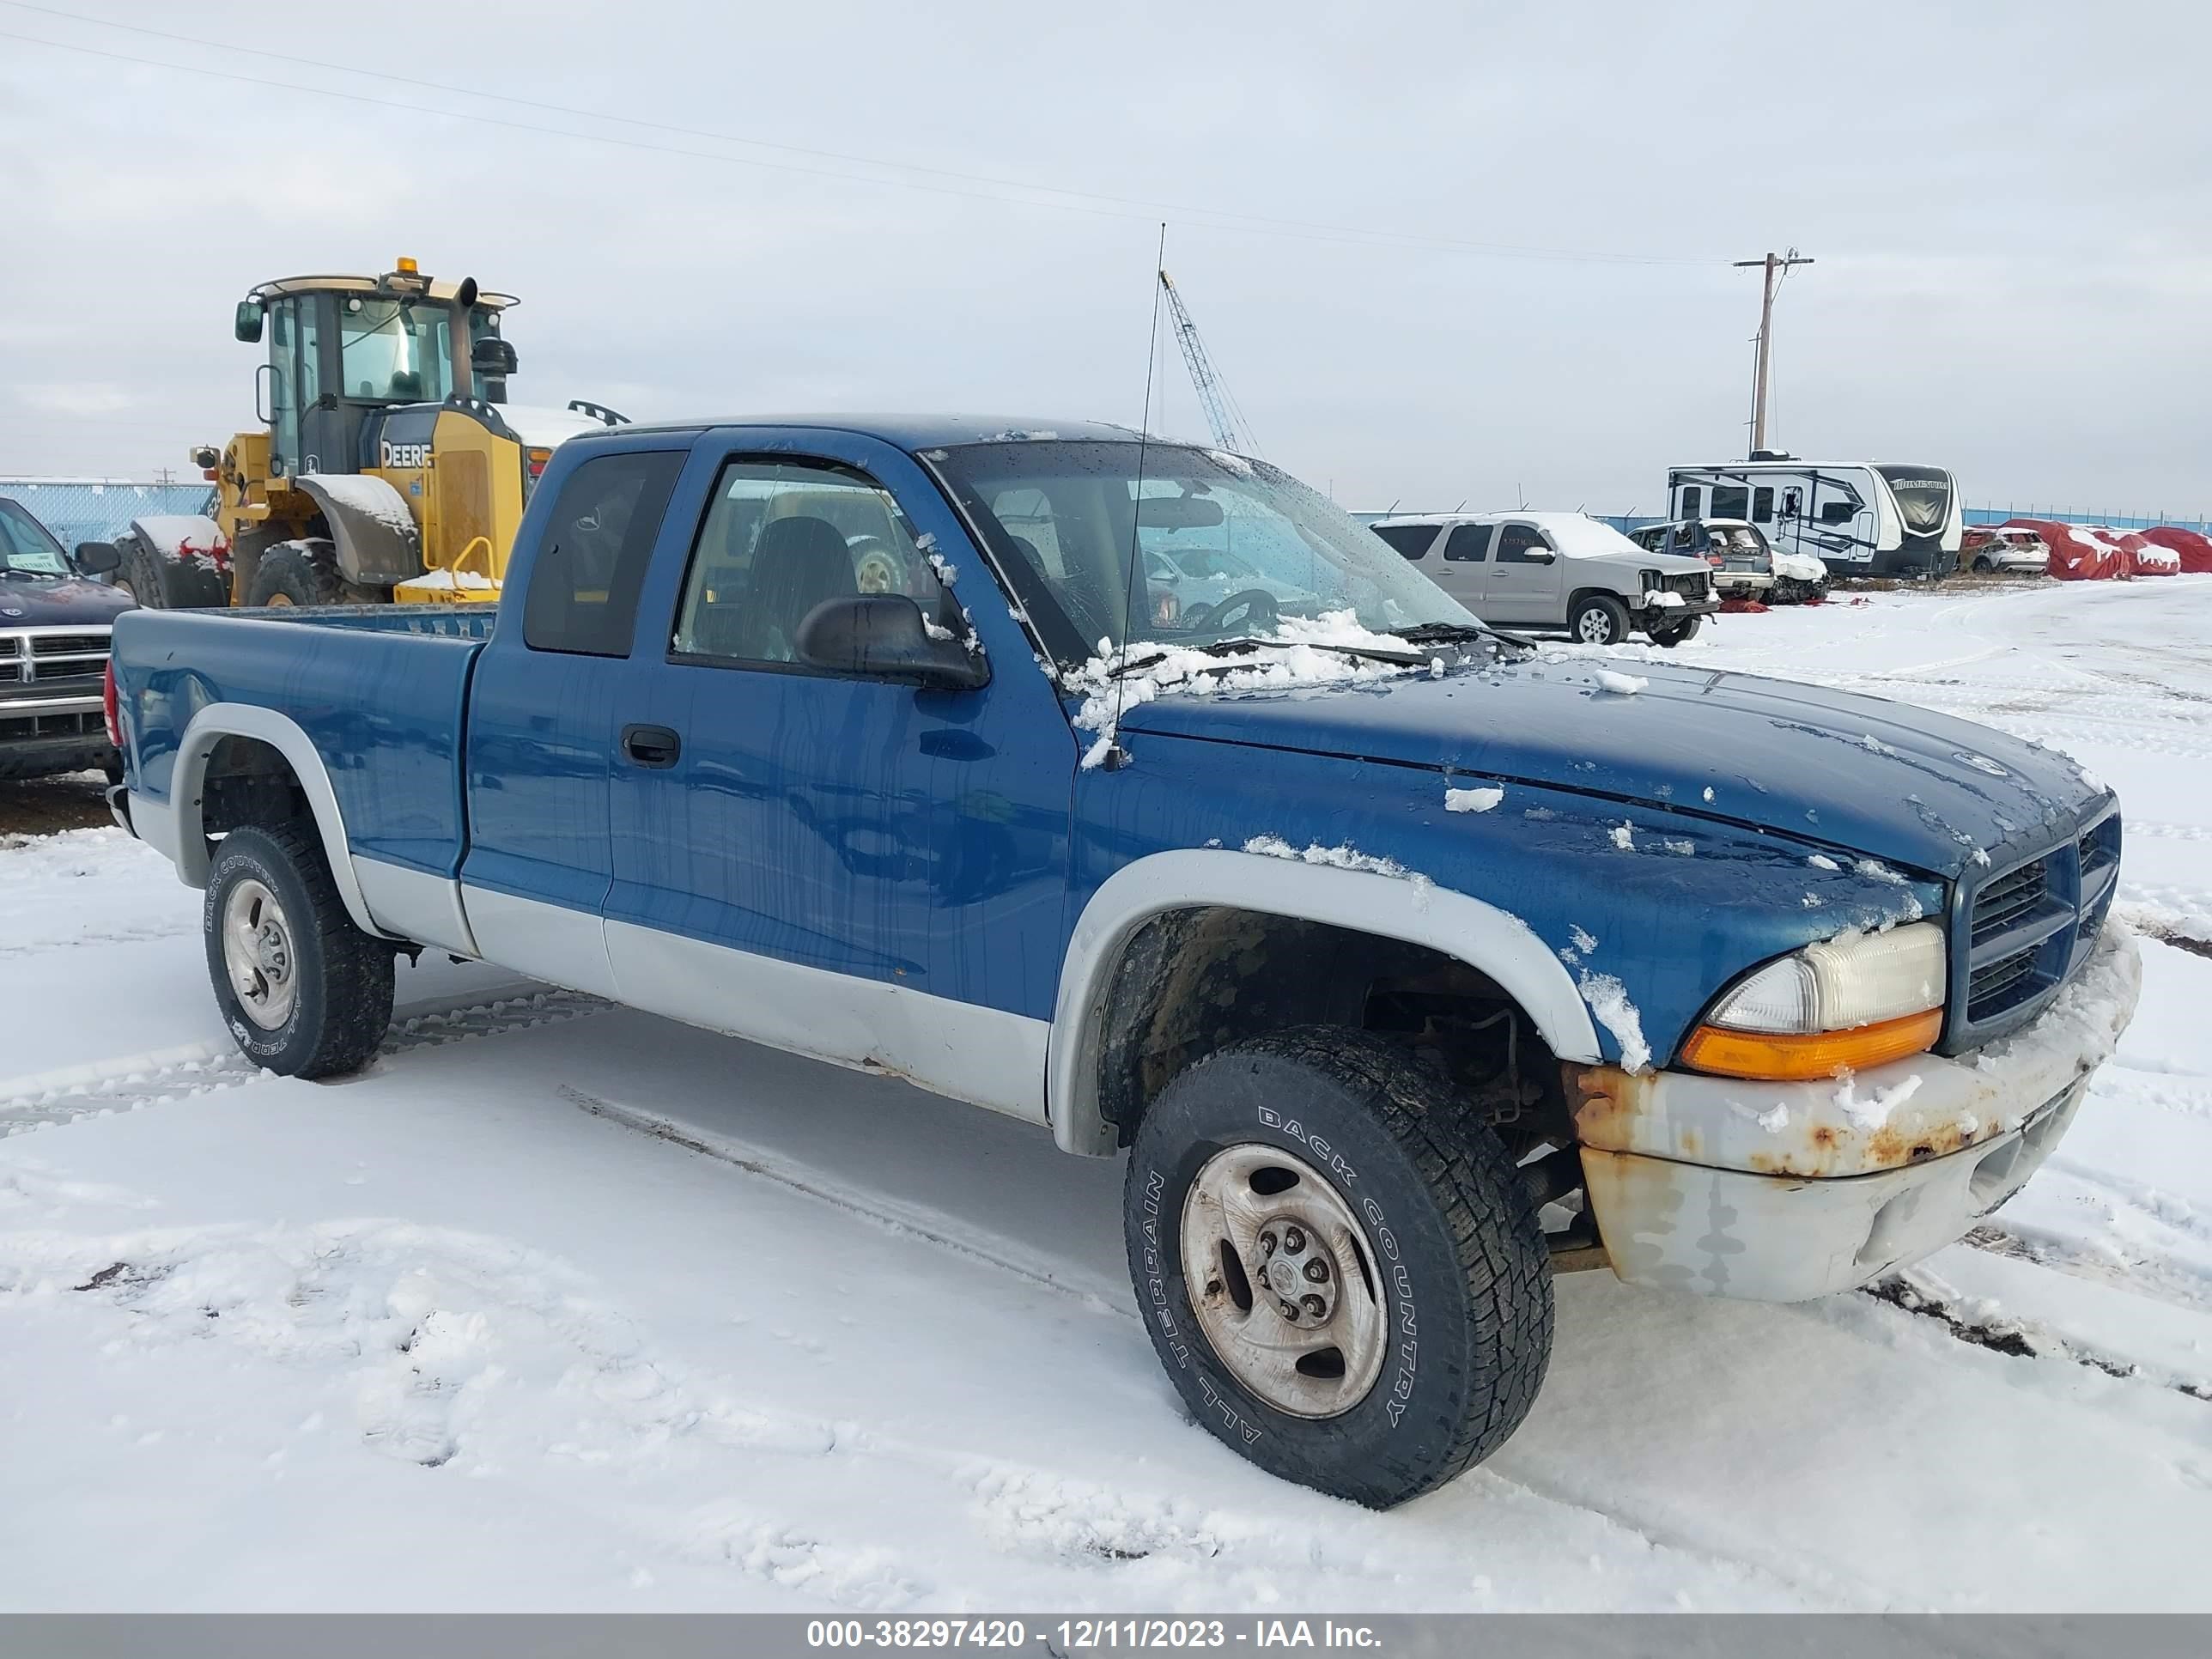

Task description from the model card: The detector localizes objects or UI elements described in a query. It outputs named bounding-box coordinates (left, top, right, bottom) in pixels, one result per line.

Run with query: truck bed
left=112, top=605, right=494, bottom=879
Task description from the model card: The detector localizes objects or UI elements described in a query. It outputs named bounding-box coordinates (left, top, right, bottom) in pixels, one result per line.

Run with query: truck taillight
left=527, top=447, right=552, bottom=478
left=102, top=659, right=122, bottom=749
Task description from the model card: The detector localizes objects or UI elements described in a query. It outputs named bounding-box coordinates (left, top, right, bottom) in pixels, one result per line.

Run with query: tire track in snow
left=557, top=1085, right=1133, bottom=1314
left=1867, top=1275, right=2212, bottom=1404
left=0, top=917, right=198, bottom=961
left=1963, top=1224, right=2212, bottom=1316
left=0, top=989, right=609, bottom=1134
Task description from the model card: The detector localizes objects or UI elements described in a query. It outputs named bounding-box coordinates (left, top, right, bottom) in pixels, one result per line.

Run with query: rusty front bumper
left=1565, top=921, right=2141, bottom=1302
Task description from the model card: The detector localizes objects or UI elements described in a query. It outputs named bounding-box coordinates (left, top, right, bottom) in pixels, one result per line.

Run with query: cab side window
left=1493, top=524, right=1549, bottom=562
left=522, top=450, right=684, bottom=657
left=672, top=458, right=954, bottom=669
left=1443, top=524, right=1492, bottom=562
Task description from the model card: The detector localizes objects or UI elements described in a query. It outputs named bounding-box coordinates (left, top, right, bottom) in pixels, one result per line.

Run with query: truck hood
left=1113, top=656, right=2103, bottom=877
left=0, top=576, right=135, bottom=625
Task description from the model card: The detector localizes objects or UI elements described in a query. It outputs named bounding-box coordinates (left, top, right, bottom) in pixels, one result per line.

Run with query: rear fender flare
left=159, top=702, right=388, bottom=939
left=1047, top=848, right=1603, bottom=1155
left=291, top=474, right=420, bottom=587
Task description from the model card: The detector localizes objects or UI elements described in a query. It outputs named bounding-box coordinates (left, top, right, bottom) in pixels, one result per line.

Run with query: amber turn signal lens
left=1679, top=1008, right=1942, bottom=1081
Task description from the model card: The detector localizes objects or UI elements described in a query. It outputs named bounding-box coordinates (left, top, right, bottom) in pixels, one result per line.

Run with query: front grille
left=1967, top=950, right=2041, bottom=1019
left=1971, top=854, right=2050, bottom=945
left=1947, top=806, right=2120, bottom=1050
left=28, top=634, right=106, bottom=659
left=0, top=627, right=112, bottom=696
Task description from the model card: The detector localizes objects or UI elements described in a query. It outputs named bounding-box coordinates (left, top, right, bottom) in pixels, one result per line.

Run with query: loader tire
left=204, top=823, right=394, bottom=1079
left=248, top=540, right=375, bottom=608
left=113, top=532, right=227, bottom=610
left=1124, top=1026, right=1553, bottom=1509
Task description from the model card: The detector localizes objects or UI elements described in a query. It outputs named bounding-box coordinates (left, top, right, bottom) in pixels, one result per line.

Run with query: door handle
left=620, top=723, right=682, bottom=769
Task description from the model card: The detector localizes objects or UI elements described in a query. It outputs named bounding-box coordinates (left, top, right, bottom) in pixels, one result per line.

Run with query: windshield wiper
left=1199, top=635, right=1431, bottom=668
left=1400, top=618, right=1536, bottom=653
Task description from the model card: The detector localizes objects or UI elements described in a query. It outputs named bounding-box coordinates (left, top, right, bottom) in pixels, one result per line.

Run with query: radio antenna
left=1101, top=222, right=1169, bottom=772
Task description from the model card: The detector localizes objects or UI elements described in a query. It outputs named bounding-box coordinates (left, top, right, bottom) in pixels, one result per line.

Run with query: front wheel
left=204, top=823, right=394, bottom=1077
left=1568, top=593, right=1630, bottom=646
left=1124, top=1028, right=1553, bottom=1508
left=1650, top=615, right=1703, bottom=647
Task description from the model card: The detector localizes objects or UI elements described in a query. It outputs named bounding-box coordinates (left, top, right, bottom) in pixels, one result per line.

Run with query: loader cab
left=236, top=264, right=518, bottom=481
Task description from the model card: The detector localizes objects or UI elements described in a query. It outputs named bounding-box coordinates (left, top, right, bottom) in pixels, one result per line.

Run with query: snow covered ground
left=3, top=578, right=2210, bottom=1612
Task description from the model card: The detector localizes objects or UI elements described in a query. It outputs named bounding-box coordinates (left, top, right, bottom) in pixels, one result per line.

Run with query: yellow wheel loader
left=117, top=258, right=623, bottom=610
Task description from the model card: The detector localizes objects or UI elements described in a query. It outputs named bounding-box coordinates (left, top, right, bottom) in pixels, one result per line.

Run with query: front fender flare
left=1047, top=848, right=1603, bottom=1156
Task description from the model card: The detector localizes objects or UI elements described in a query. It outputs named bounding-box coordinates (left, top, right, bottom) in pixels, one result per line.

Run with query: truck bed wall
left=112, top=606, right=490, bottom=878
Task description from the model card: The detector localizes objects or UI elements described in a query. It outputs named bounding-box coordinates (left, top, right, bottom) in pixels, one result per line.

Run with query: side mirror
left=796, top=594, right=990, bottom=691
left=471, top=337, right=519, bottom=375
left=234, top=300, right=264, bottom=343
left=74, top=541, right=124, bottom=576
left=1528, top=549, right=1557, bottom=563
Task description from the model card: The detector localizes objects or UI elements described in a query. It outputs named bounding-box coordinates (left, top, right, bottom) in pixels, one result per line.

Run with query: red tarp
left=2087, top=526, right=2179, bottom=577
left=2004, top=518, right=2124, bottom=580
left=2142, top=526, right=2212, bottom=574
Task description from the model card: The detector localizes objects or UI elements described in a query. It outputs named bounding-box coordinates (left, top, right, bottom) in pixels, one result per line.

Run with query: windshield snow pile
left=1063, top=611, right=1431, bottom=769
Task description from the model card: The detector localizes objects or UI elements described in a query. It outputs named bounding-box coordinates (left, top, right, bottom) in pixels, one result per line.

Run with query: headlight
left=1680, top=921, right=1946, bottom=1080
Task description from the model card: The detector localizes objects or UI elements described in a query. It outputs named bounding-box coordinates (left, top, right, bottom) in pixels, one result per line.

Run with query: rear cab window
left=522, top=451, right=686, bottom=656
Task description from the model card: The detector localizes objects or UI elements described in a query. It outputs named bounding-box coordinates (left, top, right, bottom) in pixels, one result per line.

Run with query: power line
left=0, top=6, right=1728, bottom=270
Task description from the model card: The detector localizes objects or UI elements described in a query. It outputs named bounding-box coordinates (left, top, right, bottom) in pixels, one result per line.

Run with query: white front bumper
left=1570, top=922, right=2142, bottom=1302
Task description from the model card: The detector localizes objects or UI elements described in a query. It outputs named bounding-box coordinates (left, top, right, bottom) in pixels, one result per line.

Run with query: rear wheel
left=247, top=539, right=376, bottom=608
left=1124, top=1027, right=1553, bottom=1508
left=1568, top=593, right=1629, bottom=646
left=204, top=823, right=393, bottom=1077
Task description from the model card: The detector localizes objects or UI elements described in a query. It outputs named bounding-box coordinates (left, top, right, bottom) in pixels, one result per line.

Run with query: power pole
left=1732, top=248, right=1814, bottom=456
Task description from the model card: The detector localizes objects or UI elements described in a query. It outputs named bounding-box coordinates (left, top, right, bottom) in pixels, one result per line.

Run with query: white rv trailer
left=1663, top=459, right=1961, bottom=576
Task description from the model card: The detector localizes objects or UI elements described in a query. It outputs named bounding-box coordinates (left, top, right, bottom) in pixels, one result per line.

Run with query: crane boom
left=1158, top=269, right=1257, bottom=456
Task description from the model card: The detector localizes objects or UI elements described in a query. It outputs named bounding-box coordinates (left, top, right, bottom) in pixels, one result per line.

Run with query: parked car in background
left=1960, top=526, right=2049, bottom=574
left=0, top=495, right=133, bottom=780
left=1769, top=547, right=1831, bottom=604
left=1626, top=518, right=1774, bottom=600
left=1374, top=511, right=1717, bottom=645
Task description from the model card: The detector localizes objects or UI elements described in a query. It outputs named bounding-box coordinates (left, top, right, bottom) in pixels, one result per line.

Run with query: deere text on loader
left=116, top=258, right=622, bottom=610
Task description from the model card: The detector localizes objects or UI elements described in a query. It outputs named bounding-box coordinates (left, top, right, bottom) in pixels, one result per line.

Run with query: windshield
left=1877, top=465, right=1954, bottom=534
left=0, top=500, right=71, bottom=575
left=336, top=296, right=493, bottom=402
left=928, top=441, right=1480, bottom=662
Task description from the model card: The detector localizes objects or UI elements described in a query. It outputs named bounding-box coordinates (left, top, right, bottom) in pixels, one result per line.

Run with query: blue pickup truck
left=106, top=416, right=2138, bottom=1507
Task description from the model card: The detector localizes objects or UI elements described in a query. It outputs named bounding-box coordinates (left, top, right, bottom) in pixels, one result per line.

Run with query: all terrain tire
left=204, top=823, right=394, bottom=1078
left=1123, top=1026, right=1553, bottom=1508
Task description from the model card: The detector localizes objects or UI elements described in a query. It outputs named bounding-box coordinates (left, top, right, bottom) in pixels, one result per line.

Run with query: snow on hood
left=1111, top=655, right=2110, bottom=877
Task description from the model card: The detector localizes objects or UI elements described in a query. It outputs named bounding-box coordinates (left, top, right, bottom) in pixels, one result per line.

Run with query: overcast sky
left=3, top=0, right=2205, bottom=518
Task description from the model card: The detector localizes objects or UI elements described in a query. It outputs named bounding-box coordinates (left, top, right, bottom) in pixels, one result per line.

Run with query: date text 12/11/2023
left=805, top=1619, right=1385, bottom=1650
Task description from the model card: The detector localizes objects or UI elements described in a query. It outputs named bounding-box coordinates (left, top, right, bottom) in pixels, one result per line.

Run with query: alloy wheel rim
left=1181, top=1143, right=1389, bottom=1419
